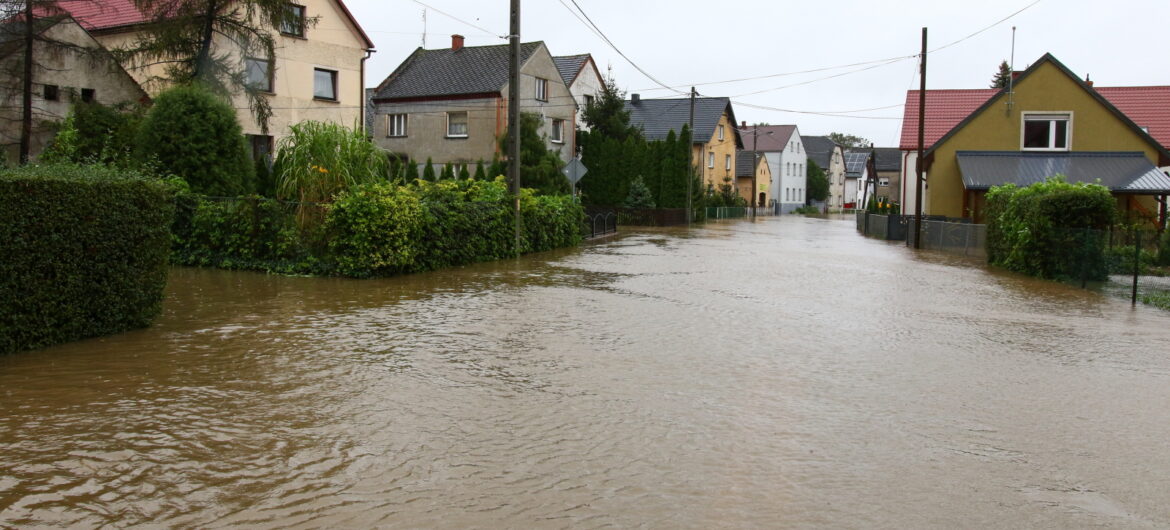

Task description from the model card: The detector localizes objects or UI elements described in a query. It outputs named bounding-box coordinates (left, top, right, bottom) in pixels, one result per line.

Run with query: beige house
left=625, top=95, right=743, bottom=193
left=0, top=15, right=147, bottom=162
left=553, top=54, right=604, bottom=132
left=803, top=135, right=847, bottom=210
left=62, top=0, right=375, bottom=158
left=370, top=36, right=576, bottom=166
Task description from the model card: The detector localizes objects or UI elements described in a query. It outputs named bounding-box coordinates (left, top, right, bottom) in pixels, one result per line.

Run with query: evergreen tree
left=458, top=164, right=471, bottom=180
left=580, top=74, right=641, bottom=142
left=474, top=160, right=486, bottom=180
left=623, top=176, right=656, bottom=208
left=405, top=159, right=420, bottom=182
left=498, top=112, right=569, bottom=195
left=991, top=60, right=1012, bottom=89
left=422, top=157, right=436, bottom=181
left=489, top=158, right=506, bottom=180
left=442, top=162, right=454, bottom=180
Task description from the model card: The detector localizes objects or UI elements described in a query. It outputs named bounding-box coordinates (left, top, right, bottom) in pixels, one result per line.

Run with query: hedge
left=0, top=164, right=176, bottom=355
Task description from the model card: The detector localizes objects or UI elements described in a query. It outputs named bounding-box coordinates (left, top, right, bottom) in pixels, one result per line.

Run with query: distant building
left=553, top=54, right=604, bottom=133
left=803, top=135, right=847, bottom=210
left=625, top=95, right=743, bottom=194
left=843, top=150, right=873, bottom=209
left=873, top=147, right=903, bottom=205
left=741, top=124, right=806, bottom=213
left=735, top=149, right=771, bottom=206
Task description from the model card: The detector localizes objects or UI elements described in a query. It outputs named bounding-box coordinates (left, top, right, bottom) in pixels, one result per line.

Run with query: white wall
left=772, top=126, right=807, bottom=213
left=569, top=60, right=603, bottom=133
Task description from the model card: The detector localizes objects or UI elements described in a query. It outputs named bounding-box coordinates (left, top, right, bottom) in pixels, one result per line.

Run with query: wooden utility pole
left=687, top=87, right=696, bottom=226
left=915, top=27, right=927, bottom=249
left=20, top=0, right=35, bottom=165
left=508, top=0, right=521, bottom=256
left=751, top=127, right=758, bottom=218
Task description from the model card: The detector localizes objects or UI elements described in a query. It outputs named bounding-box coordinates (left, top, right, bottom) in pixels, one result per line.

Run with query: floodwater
left=4, top=216, right=1170, bottom=528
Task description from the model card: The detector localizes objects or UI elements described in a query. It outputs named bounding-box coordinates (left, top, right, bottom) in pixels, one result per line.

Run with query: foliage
left=273, top=120, right=388, bottom=203
left=580, top=74, right=641, bottom=142
left=793, top=205, right=821, bottom=214
left=423, top=158, right=436, bottom=182
left=136, top=84, right=254, bottom=196
left=0, top=163, right=176, bottom=354
left=1106, top=244, right=1158, bottom=275
left=170, top=194, right=327, bottom=274
left=703, top=176, right=747, bottom=208
left=991, top=60, right=1012, bottom=89
left=623, top=176, right=656, bottom=208
left=985, top=176, right=1117, bottom=280
left=806, top=158, right=829, bottom=202
left=827, top=132, right=871, bottom=149
left=326, top=182, right=426, bottom=277
left=579, top=124, right=692, bottom=208
left=474, top=160, right=486, bottom=180
left=115, top=0, right=313, bottom=133
left=498, top=112, right=570, bottom=196
left=42, top=101, right=145, bottom=167
left=1160, top=229, right=1170, bottom=266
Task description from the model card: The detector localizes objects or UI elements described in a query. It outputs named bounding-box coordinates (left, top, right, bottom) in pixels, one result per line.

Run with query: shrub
left=43, top=101, right=144, bottom=167
left=326, top=182, right=426, bottom=277
left=623, top=176, right=656, bottom=208
left=136, top=84, right=254, bottom=196
left=0, top=164, right=175, bottom=354
left=985, top=177, right=1117, bottom=280
left=273, top=120, right=389, bottom=203
left=170, top=195, right=326, bottom=274
left=1159, top=229, right=1170, bottom=266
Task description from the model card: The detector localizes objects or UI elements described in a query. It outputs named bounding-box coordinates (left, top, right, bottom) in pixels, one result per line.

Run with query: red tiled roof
left=898, top=89, right=997, bottom=151
left=61, top=0, right=148, bottom=32
left=1095, top=86, right=1170, bottom=150
left=899, top=86, right=1170, bottom=152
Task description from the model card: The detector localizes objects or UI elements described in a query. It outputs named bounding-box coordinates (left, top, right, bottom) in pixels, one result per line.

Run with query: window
left=281, top=4, right=305, bottom=37
left=725, top=154, right=731, bottom=170
left=550, top=118, right=564, bottom=143
left=313, top=68, right=337, bottom=100
left=81, top=88, right=95, bottom=103
left=583, top=94, right=594, bottom=108
left=43, top=84, right=59, bottom=101
left=1023, top=113, right=1070, bottom=150
left=718, top=125, right=725, bottom=141
left=446, top=111, right=468, bottom=137
left=878, top=177, right=890, bottom=187
left=707, top=152, right=715, bottom=168
left=387, top=114, right=407, bottom=137
left=535, top=77, right=548, bottom=101
left=248, top=134, right=274, bottom=164
left=245, top=57, right=273, bottom=92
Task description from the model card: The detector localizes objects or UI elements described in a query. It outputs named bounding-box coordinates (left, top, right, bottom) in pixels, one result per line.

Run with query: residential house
left=898, top=53, right=1170, bottom=225
left=735, top=150, right=771, bottom=206
left=553, top=53, right=604, bottom=133
left=873, top=147, right=902, bottom=204
left=0, top=15, right=147, bottom=162
left=740, top=124, right=806, bottom=213
left=63, top=0, right=376, bottom=158
left=803, top=135, right=846, bottom=210
left=843, top=150, right=872, bottom=209
left=625, top=95, right=743, bottom=194
left=371, top=36, right=575, bottom=167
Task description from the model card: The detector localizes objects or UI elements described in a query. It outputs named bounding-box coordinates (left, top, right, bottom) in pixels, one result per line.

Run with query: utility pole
left=20, top=0, right=34, bottom=165
left=751, top=126, right=758, bottom=218
left=687, top=87, right=696, bottom=226
left=508, top=0, right=521, bottom=256
left=915, top=27, right=927, bottom=249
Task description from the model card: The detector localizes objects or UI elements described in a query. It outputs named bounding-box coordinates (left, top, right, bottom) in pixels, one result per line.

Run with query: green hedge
left=171, top=178, right=584, bottom=278
left=0, top=164, right=176, bottom=355
left=985, top=177, right=1117, bottom=280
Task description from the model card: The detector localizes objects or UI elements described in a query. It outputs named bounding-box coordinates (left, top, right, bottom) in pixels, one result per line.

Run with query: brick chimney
left=451, top=34, right=465, bottom=51
left=631, top=93, right=640, bottom=104
left=1085, top=74, right=1094, bottom=88
left=742, top=121, right=747, bottom=128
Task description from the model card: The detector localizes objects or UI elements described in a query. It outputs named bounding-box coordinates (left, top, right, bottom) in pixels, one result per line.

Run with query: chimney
left=742, top=121, right=747, bottom=128
left=451, top=34, right=465, bottom=51
left=631, top=93, right=640, bottom=104
left=1086, top=74, right=1094, bottom=88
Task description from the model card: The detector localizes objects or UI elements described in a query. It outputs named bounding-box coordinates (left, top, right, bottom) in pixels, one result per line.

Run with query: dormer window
left=1022, top=113, right=1071, bottom=150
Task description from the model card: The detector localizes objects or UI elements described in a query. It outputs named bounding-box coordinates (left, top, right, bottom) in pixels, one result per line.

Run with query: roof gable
left=624, top=96, right=743, bottom=148
left=740, top=125, right=797, bottom=152
left=553, top=54, right=589, bottom=86
left=802, top=135, right=840, bottom=168
left=844, top=150, right=871, bottom=177
left=375, top=41, right=544, bottom=101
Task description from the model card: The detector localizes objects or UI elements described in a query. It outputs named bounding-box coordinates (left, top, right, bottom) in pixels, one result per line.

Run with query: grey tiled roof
left=802, top=135, right=839, bottom=169
left=624, top=96, right=743, bottom=147
left=741, top=125, right=796, bottom=152
left=956, top=151, right=1170, bottom=192
left=736, top=150, right=760, bottom=178
left=874, top=148, right=902, bottom=172
left=844, top=150, right=871, bottom=177
left=374, top=41, right=544, bottom=100
left=553, top=54, right=589, bottom=85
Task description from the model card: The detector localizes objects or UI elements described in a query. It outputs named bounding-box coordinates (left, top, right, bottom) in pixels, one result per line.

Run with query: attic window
left=281, top=4, right=305, bottom=37
left=1022, top=113, right=1070, bottom=150
left=535, top=78, right=548, bottom=102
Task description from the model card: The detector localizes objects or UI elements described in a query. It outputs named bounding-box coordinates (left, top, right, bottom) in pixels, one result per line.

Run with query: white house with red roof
left=60, top=0, right=375, bottom=157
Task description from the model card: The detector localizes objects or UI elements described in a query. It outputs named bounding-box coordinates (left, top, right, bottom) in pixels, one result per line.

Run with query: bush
left=43, top=101, right=144, bottom=166
left=274, top=121, right=388, bottom=204
left=326, top=182, right=426, bottom=277
left=170, top=195, right=327, bottom=275
left=0, top=164, right=176, bottom=354
left=136, top=84, right=254, bottom=196
left=793, top=205, right=821, bottom=214
left=1159, top=229, right=1170, bottom=266
left=985, top=177, right=1117, bottom=280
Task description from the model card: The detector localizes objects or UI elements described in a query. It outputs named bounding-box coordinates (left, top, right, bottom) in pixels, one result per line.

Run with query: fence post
left=1132, top=229, right=1141, bottom=306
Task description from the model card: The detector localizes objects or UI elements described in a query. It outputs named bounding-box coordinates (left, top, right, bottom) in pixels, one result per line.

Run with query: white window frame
left=387, top=114, right=407, bottom=137
left=718, top=125, right=725, bottom=141
left=725, top=154, right=731, bottom=170
left=550, top=118, right=564, bottom=144
left=535, top=77, right=548, bottom=102
left=1021, top=112, right=1072, bottom=151
left=446, top=111, right=469, bottom=138
left=707, top=152, right=715, bottom=169
left=878, top=177, right=890, bottom=187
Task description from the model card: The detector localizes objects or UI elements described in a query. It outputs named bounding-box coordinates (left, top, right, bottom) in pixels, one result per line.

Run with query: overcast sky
left=344, top=0, right=1170, bottom=147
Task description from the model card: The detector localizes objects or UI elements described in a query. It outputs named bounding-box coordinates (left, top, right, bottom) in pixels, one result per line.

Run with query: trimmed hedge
left=0, top=164, right=176, bottom=355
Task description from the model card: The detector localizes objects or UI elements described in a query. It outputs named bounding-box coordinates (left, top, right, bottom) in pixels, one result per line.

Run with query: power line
left=559, top=0, right=687, bottom=95
left=728, top=57, right=910, bottom=98
left=930, top=0, right=1042, bottom=53
left=410, top=0, right=505, bottom=40
left=634, top=54, right=918, bottom=93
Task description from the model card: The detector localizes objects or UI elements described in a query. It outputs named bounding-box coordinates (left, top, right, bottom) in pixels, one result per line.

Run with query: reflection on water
left=4, top=217, right=1170, bottom=528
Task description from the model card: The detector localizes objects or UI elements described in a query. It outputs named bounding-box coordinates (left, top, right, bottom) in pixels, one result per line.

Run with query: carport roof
left=955, top=151, right=1170, bottom=193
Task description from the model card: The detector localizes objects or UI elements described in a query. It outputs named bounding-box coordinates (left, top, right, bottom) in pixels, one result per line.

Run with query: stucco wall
left=694, top=113, right=738, bottom=194
left=568, top=60, right=603, bottom=133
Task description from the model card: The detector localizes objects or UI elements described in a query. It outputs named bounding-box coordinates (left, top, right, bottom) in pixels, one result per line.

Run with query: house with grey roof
left=873, top=147, right=903, bottom=205
left=740, top=124, right=807, bottom=213
left=802, top=135, right=847, bottom=210
left=843, top=150, right=874, bottom=209
left=625, top=95, right=743, bottom=194
left=735, top=150, right=771, bottom=206
left=553, top=54, right=603, bottom=132
left=369, top=35, right=575, bottom=166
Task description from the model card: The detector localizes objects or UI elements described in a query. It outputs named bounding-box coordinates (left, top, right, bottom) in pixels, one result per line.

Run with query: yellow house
left=625, top=95, right=744, bottom=193
left=735, top=150, right=771, bottom=206
left=904, top=54, right=1170, bottom=226
left=63, top=0, right=375, bottom=157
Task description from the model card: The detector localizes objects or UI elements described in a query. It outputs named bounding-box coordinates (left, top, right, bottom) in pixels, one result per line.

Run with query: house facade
left=735, top=149, right=771, bottom=206
left=741, top=124, right=806, bottom=213
left=625, top=95, right=743, bottom=194
left=371, top=37, right=575, bottom=166
left=843, top=150, right=872, bottom=209
left=63, top=0, right=375, bottom=155
left=553, top=54, right=604, bottom=133
left=873, top=147, right=902, bottom=205
left=899, top=54, right=1170, bottom=225
left=803, top=135, right=846, bottom=210
left=1, top=15, right=148, bottom=162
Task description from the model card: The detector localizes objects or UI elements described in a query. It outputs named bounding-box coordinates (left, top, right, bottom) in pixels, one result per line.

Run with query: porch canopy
left=956, top=151, right=1170, bottom=193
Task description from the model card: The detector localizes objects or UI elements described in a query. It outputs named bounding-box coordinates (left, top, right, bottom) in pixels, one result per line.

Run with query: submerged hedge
left=171, top=178, right=584, bottom=278
left=0, top=164, right=176, bottom=355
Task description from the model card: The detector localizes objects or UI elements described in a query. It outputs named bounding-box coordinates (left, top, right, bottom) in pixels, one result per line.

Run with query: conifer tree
left=991, top=60, right=1012, bottom=89
left=474, top=160, right=486, bottom=180
left=422, top=157, right=436, bottom=181
left=405, top=159, right=420, bottom=182
left=458, top=164, right=470, bottom=180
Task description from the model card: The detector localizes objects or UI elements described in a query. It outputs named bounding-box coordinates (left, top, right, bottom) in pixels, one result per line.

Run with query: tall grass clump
left=274, top=121, right=389, bottom=203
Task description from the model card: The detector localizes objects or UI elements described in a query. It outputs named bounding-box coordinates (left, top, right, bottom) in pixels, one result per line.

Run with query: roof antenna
left=421, top=8, right=427, bottom=48
left=1007, top=26, right=1016, bottom=113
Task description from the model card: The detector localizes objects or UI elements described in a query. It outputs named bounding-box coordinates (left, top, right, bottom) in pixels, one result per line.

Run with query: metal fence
left=583, top=209, right=617, bottom=238
left=905, top=218, right=988, bottom=259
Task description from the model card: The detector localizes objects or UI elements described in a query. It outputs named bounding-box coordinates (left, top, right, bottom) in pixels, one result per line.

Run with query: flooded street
left=4, top=216, right=1170, bottom=528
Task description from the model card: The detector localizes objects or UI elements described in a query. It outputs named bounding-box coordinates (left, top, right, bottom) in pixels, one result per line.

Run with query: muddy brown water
left=4, top=216, right=1170, bottom=528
